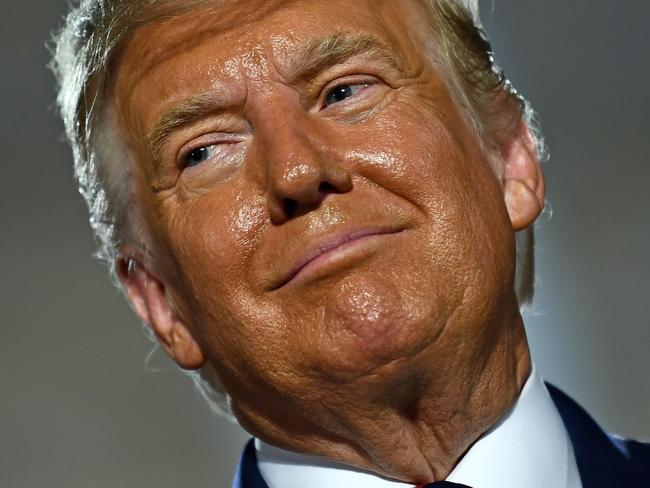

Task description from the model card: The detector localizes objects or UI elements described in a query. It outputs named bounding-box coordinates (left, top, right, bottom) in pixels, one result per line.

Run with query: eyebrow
left=147, top=90, right=231, bottom=160
left=146, top=33, right=404, bottom=159
left=289, top=32, right=406, bottom=83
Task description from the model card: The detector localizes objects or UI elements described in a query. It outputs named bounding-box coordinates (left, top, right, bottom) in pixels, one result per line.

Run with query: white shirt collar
left=255, top=368, right=583, bottom=488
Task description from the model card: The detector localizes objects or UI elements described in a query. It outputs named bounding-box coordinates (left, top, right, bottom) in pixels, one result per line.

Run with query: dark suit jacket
left=232, top=385, right=650, bottom=487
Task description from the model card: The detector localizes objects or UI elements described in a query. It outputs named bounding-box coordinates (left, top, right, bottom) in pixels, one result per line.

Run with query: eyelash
left=321, top=80, right=374, bottom=109
left=178, top=138, right=240, bottom=170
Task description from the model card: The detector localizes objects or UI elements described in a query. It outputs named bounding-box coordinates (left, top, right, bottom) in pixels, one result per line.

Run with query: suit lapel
left=547, top=383, right=650, bottom=488
left=232, top=386, right=649, bottom=488
left=232, top=439, right=270, bottom=488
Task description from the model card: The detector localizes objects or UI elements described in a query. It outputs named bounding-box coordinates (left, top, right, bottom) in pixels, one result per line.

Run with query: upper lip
left=270, top=225, right=403, bottom=290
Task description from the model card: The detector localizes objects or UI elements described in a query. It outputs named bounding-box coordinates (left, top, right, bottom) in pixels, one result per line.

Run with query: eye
left=324, top=83, right=369, bottom=107
left=178, top=137, right=244, bottom=175
left=185, top=145, right=215, bottom=168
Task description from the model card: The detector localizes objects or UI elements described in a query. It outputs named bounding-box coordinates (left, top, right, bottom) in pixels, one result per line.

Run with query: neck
left=235, top=301, right=532, bottom=485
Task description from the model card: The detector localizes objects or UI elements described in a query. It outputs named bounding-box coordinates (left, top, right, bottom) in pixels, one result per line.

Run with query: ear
left=116, top=255, right=206, bottom=370
left=500, top=120, right=545, bottom=231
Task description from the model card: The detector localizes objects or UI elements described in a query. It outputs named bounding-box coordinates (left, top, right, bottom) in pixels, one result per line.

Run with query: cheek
left=346, top=97, right=508, bottom=252
left=158, top=187, right=267, bottom=326
left=312, top=268, right=449, bottom=382
left=341, top=97, right=479, bottom=213
left=157, top=186, right=327, bottom=385
left=342, top=97, right=515, bottom=317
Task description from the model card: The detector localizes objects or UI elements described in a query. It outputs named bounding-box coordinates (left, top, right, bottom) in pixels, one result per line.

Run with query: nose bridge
left=260, top=99, right=324, bottom=177
left=253, top=96, right=352, bottom=224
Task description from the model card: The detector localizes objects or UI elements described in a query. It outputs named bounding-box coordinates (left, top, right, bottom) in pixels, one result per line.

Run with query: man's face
left=114, top=0, right=515, bottom=441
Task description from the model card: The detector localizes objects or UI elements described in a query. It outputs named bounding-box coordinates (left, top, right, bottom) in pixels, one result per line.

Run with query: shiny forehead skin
left=111, top=0, right=435, bottom=159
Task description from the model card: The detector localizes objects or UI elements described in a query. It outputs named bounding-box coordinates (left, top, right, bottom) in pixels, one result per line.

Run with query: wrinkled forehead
left=108, top=0, right=442, bottom=161
left=113, top=0, right=432, bottom=110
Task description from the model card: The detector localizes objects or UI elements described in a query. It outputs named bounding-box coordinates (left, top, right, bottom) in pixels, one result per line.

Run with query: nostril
left=318, top=181, right=337, bottom=193
left=283, top=198, right=298, bottom=217
left=273, top=176, right=351, bottom=223
left=282, top=183, right=339, bottom=219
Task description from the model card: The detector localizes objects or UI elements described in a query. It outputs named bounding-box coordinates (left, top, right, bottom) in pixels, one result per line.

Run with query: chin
left=298, top=267, right=449, bottom=385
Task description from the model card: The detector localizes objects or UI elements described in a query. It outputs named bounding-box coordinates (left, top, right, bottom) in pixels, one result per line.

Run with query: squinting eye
left=185, top=145, right=214, bottom=168
left=324, top=83, right=369, bottom=107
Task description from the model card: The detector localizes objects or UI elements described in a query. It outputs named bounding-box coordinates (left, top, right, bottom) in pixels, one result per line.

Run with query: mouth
left=273, top=227, right=405, bottom=290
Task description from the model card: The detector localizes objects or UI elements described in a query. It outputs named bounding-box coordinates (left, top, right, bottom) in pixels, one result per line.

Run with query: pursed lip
left=271, top=226, right=404, bottom=290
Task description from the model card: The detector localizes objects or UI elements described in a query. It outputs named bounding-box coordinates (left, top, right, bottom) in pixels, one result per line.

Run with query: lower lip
left=285, top=231, right=403, bottom=287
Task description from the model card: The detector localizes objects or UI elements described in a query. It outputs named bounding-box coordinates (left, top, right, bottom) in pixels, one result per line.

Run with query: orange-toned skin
left=113, top=0, right=544, bottom=483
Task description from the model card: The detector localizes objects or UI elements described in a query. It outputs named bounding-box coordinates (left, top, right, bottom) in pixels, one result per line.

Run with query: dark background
left=1, top=1, right=648, bottom=486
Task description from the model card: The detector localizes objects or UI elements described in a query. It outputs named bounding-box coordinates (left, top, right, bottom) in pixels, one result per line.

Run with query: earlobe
left=169, top=324, right=208, bottom=370
left=500, top=121, right=545, bottom=231
left=116, top=256, right=207, bottom=370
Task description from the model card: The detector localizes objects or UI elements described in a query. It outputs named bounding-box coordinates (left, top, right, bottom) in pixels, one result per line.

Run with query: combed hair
left=50, top=0, right=546, bottom=420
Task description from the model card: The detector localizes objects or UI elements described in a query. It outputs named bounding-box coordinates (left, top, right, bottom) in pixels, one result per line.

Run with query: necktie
left=418, top=483, right=472, bottom=487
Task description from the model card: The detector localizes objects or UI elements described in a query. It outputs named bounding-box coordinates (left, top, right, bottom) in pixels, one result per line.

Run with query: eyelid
left=318, top=76, right=379, bottom=110
left=177, top=133, right=244, bottom=169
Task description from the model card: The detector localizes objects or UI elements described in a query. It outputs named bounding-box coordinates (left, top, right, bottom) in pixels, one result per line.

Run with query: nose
left=260, top=113, right=353, bottom=225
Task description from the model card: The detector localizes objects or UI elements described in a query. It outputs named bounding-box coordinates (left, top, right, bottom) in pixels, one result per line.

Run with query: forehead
left=122, top=0, right=426, bottom=70
left=112, top=0, right=431, bottom=133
